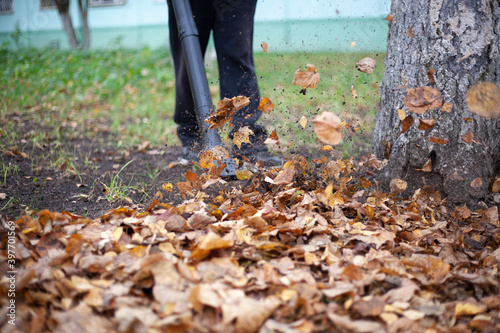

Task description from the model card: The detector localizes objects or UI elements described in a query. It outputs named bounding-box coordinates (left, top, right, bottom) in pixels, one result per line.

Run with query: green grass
left=0, top=47, right=384, bottom=155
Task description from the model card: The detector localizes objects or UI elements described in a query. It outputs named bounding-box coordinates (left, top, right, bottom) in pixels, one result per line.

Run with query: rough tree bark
left=78, top=0, right=90, bottom=49
left=373, top=0, right=500, bottom=207
left=55, top=0, right=80, bottom=49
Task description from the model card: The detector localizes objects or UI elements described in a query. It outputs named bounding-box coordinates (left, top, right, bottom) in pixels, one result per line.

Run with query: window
left=90, top=0, right=126, bottom=6
left=40, top=0, right=56, bottom=10
left=0, top=0, right=13, bottom=14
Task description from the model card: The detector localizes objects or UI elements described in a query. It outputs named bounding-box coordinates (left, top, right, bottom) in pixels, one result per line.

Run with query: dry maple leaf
left=292, top=64, right=320, bottom=94
left=258, top=97, right=274, bottom=113
left=205, top=96, right=250, bottom=129
left=404, top=86, right=443, bottom=114
left=466, top=82, right=500, bottom=118
left=356, top=57, right=376, bottom=74
left=312, top=112, right=343, bottom=145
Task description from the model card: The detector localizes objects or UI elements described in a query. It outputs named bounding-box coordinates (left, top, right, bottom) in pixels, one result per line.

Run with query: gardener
left=167, top=0, right=282, bottom=165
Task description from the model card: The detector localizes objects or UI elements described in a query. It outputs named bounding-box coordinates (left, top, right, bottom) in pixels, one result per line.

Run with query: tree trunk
left=78, top=0, right=90, bottom=49
left=55, top=0, right=80, bottom=49
left=373, top=0, right=500, bottom=208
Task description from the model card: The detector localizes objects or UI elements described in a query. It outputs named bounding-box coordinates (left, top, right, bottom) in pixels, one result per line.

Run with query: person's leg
left=167, top=0, right=215, bottom=149
left=212, top=0, right=268, bottom=154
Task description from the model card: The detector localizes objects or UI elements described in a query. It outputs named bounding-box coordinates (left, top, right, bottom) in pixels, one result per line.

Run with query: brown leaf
left=356, top=57, right=376, bottom=74
left=205, top=96, right=250, bottom=129
left=471, top=178, right=483, bottom=189
left=466, top=81, right=500, bottom=118
left=442, top=102, right=453, bottom=113
left=462, top=131, right=474, bottom=143
left=397, top=109, right=406, bottom=121
left=260, top=41, right=268, bottom=53
left=389, top=178, right=407, bottom=194
left=385, top=13, right=394, bottom=22
left=292, top=64, right=320, bottom=89
left=137, top=140, right=150, bottom=152
left=492, top=177, right=500, bottom=193
left=455, top=301, right=487, bottom=316
left=351, top=85, right=358, bottom=99
left=352, top=297, right=385, bottom=317
left=312, top=112, right=343, bottom=145
left=407, top=26, right=416, bottom=38
left=429, top=136, right=448, bottom=144
left=417, top=158, right=432, bottom=172
left=273, top=168, right=296, bottom=186
left=404, top=86, right=443, bottom=114
left=418, top=118, right=436, bottom=131
left=190, top=232, right=233, bottom=260
left=427, top=69, right=435, bottom=84
left=400, top=115, right=414, bottom=134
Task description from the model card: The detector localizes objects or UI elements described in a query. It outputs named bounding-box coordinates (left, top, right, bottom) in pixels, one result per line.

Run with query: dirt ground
left=1, top=113, right=340, bottom=221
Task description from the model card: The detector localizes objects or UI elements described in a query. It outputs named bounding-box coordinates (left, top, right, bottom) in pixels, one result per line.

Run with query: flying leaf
left=404, top=86, right=443, bottom=114
left=471, top=178, right=483, bottom=189
left=462, top=132, right=474, bottom=143
left=261, top=41, right=268, bottom=53
left=320, top=145, right=333, bottom=151
left=351, top=85, right=358, bottom=99
left=312, top=112, right=343, bottom=145
left=385, top=13, right=394, bottom=22
left=492, top=177, right=500, bottom=193
left=161, top=183, right=173, bottom=192
left=356, top=57, right=376, bottom=74
left=233, top=127, right=254, bottom=149
left=400, top=115, right=414, bottom=134
left=258, top=97, right=274, bottom=113
left=466, top=82, right=500, bottom=118
left=390, top=178, right=407, bottom=194
left=235, top=169, right=253, bottom=180
left=292, top=64, right=320, bottom=92
left=442, top=102, right=453, bottom=113
left=417, top=158, right=432, bottom=172
left=429, top=137, right=447, bottom=144
left=418, top=118, right=436, bottom=131
left=397, top=109, right=406, bottom=121
left=205, top=96, right=250, bottom=129
left=299, top=116, right=308, bottom=128
left=427, top=69, right=435, bottom=84
left=272, top=168, right=296, bottom=186
left=350, top=41, right=356, bottom=48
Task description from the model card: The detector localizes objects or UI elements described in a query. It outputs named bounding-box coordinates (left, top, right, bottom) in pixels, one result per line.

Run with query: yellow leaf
left=235, top=169, right=253, bottom=180
left=261, top=41, right=268, bottom=53
left=397, top=109, right=406, bottom=121
left=350, top=41, right=356, bottom=48
left=299, top=116, right=308, bottom=128
left=233, top=126, right=254, bottom=149
left=455, top=302, right=487, bottom=316
left=258, top=97, right=274, bottom=113
left=162, top=183, right=173, bottom=192
left=320, top=145, right=333, bottom=151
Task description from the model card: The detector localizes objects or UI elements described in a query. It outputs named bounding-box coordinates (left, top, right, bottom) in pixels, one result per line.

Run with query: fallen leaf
left=492, top=177, right=500, bottom=193
left=292, top=64, right=320, bottom=91
left=190, top=232, right=233, bottom=261
left=429, top=137, right=448, bottom=144
left=462, top=132, right=474, bottom=143
left=205, top=96, right=250, bottom=129
left=466, top=82, right=500, bottom=118
left=137, top=140, right=150, bottom=152
left=162, top=183, right=173, bottom=192
left=455, top=301, right=487, bottom=316
left=356, top=57, right=376, bottom=74
left=404, top=86, right=443, bottom=114
left=273, top=168, right=296, bottom=186
left=0, top=193, right=6, bottom=200
left=258, top=97, right=274, bottom=113
left=299, top=116, right=308, bottom=128
left=418, top=118, right=436, bottom=131
left=312, top=112, right=343, bottom=145
left=261, top=41, right=268, bottom=53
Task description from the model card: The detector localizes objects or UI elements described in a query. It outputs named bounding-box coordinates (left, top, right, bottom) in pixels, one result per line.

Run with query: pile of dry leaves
left=1, top=153, right=499, bottom=333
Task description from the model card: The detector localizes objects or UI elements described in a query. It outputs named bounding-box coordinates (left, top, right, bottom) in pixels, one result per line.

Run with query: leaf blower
left=171, top=0, right=237, bottom=177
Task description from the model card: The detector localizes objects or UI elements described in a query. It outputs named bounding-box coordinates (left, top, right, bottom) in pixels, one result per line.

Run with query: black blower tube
left=171, top=0, right=237, bottom=176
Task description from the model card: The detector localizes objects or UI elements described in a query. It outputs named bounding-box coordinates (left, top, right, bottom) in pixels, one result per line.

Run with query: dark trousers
left=167, top=0, right=265, bottom=150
